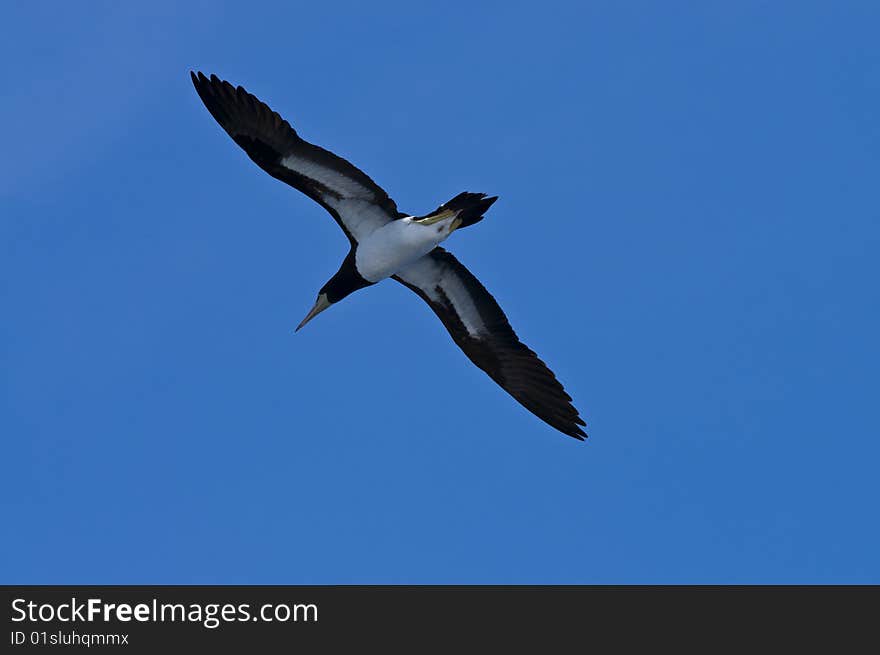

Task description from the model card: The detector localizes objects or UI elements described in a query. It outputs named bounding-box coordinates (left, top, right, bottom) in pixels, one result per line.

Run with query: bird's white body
left=355, top=215, right=459, bottom=283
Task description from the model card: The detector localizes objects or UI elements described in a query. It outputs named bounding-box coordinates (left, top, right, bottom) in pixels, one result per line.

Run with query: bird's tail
left=426, top=192, right=498, bottom=229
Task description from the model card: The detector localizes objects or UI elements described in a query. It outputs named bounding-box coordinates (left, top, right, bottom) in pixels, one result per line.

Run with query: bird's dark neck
left=321, top=249, right=372, bottom=303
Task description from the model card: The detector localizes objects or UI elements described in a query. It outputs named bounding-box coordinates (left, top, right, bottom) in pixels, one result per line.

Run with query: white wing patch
left=279, top=155, right=392, bottom=241
left=325, top=198, right=395, bottom=243
left=279, top=154, right=372, bottom=199
left=396, top=256, right=485, bottom=336
left=432, top=269, right=484, bottom=336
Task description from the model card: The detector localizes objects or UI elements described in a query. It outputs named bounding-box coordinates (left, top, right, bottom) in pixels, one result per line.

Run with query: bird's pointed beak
left=296, top=293, right=331, bottom=332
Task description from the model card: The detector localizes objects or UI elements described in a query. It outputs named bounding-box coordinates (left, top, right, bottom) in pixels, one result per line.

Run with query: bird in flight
left=191, top=72, right=587, bottom=439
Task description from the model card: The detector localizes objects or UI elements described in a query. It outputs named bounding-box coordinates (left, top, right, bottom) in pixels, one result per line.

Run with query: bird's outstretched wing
left=191, top=71, right=401, bottom=245
left=393, top=248, right=587, bottom=439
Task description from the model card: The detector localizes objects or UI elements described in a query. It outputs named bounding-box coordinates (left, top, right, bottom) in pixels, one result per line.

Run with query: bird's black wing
left=191, top=71, right=401, bottom=245
left=393, top=248, right=587, bottom=439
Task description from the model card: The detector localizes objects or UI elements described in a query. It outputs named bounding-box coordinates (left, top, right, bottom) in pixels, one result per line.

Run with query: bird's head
left=296, top=263, right=371, bottom=332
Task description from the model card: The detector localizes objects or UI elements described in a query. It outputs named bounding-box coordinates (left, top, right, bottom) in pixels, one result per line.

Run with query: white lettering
left=11, top=599, right=26, bottom=621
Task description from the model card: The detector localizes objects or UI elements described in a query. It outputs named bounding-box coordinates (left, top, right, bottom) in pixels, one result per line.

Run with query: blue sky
left=2, top=1, right=878, bottom=583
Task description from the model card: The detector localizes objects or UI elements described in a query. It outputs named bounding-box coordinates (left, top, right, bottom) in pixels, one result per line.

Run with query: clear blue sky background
left=2, top=2, right=878, bottom=583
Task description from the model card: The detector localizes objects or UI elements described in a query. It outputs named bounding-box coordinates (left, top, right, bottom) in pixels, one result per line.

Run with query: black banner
left=2, top=586, right=876, bottom=650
